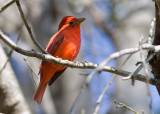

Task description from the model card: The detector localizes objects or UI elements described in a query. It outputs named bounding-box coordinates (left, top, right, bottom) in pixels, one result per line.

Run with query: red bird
left=33, top=16, right=85, bottom=104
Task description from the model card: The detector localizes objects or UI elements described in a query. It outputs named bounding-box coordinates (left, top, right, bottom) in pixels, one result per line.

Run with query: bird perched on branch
left=33, top=16, right=85, bottom=104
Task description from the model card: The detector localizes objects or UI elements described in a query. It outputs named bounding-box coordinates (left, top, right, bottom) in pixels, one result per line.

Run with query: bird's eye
left=69, top=21, right=74, bottom=25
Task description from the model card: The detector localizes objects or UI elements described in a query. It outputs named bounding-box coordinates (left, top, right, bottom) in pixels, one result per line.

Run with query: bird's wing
left=48, top=68, right=67, bottom=86
left=46, top=35, right=64, bottom=55
left=39, top=34, right=64, bottom=76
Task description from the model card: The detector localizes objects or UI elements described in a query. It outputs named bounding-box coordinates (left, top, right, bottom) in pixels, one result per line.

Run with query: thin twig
left=0, top=30, right=160, bottom=86
left=93, top=54, right=132, bottom=114
left=0, top=26, right=22, bottom=74
left=123, top=18, right=156, bottom=83
left=122, top=53, right=155, bottom=82
left=0, top=49, right=13, bottom=73
left=23, top=57, right=39, bottom=86
left=114, top=99, right=139, bottom=114
left=94, top=75, right=116, bottom=114
left=0, top=0, right=16, bottom=13
left=148, top=18, right=155, bottom=44
left=85, top=43, right=160, bottom=85
left=139, top=37, right=153, bottom=113
left=15, top=0, right=46, bottom=53
left=70, top=84, right=86, bottom=114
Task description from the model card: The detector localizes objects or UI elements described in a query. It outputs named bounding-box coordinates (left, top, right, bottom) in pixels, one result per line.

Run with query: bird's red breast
left=33, top=16, right=85, bottom=104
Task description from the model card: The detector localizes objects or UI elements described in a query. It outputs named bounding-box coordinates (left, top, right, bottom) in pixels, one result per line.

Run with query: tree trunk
left=0, top=44, right=31, bottom=114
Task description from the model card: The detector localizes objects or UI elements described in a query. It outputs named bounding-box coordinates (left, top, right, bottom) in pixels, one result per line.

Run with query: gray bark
left=0, top=44, right=31, bottom=114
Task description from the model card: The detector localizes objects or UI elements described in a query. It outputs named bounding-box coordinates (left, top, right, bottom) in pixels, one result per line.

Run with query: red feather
left=33, top=16, right=85, bottom=104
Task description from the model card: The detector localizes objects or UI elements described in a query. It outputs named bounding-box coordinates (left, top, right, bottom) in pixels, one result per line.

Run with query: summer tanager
left=33, top=16, right=85, bottom=104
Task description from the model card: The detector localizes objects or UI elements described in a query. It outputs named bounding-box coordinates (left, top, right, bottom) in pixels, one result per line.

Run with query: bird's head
left=58, top=16, right=85, bottom=31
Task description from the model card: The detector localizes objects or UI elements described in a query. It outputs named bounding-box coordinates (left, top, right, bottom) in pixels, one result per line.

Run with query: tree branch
left=15, top=0, right=46, bottom=53
left=114, top=100, right=139, bottom=114
left=85, top=42, right=160, bottom=85
left=0, top=30, right=160, bottom=87
left=0, top=0, right=16, bottom=13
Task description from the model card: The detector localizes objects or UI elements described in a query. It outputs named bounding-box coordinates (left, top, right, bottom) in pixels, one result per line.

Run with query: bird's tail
left=33, top=82, right=47, bottom=104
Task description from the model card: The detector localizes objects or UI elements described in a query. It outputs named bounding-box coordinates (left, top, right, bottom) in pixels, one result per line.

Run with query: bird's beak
left=75, top=18, right=86, bottom=25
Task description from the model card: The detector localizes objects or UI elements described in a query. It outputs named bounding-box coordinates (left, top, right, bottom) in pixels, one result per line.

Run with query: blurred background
left=0, top=0, right=160, bottom=114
